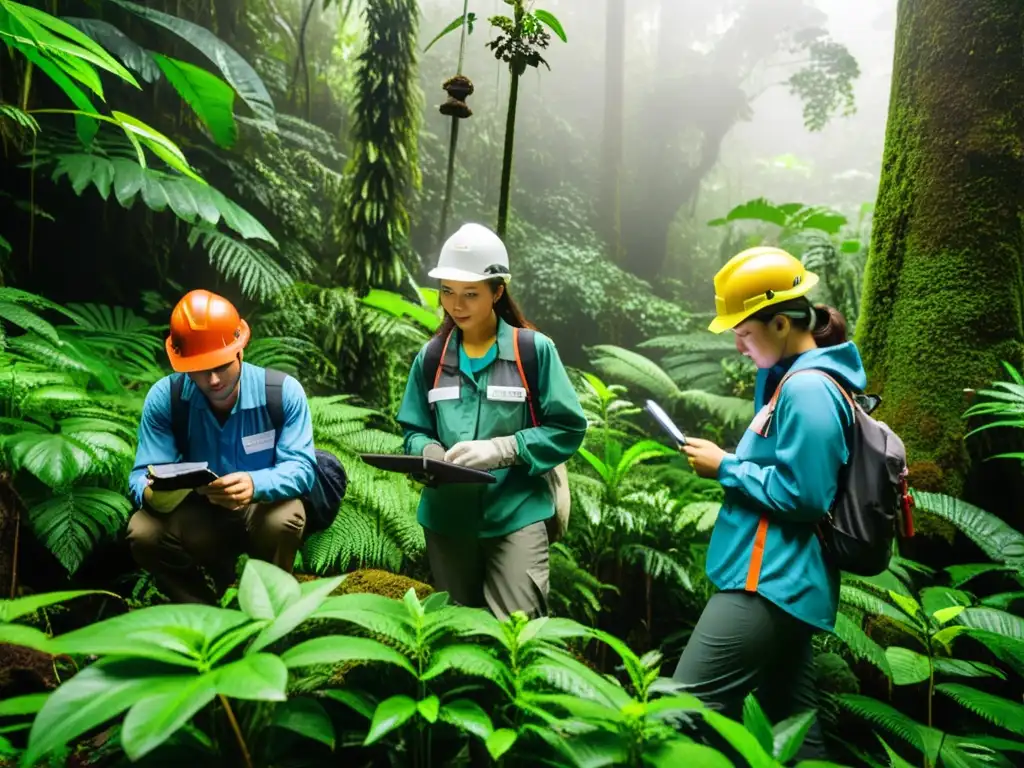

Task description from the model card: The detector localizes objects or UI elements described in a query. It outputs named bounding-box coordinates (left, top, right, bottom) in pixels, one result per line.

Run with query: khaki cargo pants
left=425, top=520, right=550, bottom=621
left=127, top=495, right=305, bottom=605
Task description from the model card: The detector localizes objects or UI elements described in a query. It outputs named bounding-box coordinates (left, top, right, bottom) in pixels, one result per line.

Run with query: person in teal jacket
left=397, top=223, right=587, bottom=622
left=674, top=246, right=864, bottom=762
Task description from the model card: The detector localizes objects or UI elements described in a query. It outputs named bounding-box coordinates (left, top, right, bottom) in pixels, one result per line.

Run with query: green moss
left=332, top=569, right=434, bottom=600
left=855, top=0, right=1024, bottom=500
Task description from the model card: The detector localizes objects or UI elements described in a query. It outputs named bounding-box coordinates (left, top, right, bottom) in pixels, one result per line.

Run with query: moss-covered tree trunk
left=855, top=0, right=1024, bottom=511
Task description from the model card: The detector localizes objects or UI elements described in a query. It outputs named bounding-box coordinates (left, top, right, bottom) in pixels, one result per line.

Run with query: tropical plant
left=299, top=395, right=424, bottom=575
left=826, top=491, right=1024, bottom=767
left=707, top=197, right=870, bottom=328
left=2, top=558, right=848, bottom=767
left=962, top=361, right=1024, bottom=464
left=486, top=0, right=566, bottom=238
left=333, top=0, right=424, bottom=296
left=584, top=343, right=754, bottom=436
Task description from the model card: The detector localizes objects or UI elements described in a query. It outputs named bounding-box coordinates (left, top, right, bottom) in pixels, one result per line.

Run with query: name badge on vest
left=428, top=386, right=460, bottom=404
left=242, top=429, right=275, bottom=455
left=487, top=385, right=527, bottom=403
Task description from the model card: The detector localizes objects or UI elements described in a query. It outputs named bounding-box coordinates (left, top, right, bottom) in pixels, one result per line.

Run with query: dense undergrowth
left=1, top=1, right=1022, bottom=767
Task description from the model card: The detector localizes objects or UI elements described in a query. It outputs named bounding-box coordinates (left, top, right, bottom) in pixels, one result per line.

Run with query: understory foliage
left=0, top=559, right=849, bottom=767
left=1, top=3, right=1022, bottom=768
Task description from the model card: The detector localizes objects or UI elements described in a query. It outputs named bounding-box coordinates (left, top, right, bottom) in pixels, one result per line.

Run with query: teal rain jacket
left=708, top=341, right=867, bottom=632
left=397, top=318, right=588, bottom=538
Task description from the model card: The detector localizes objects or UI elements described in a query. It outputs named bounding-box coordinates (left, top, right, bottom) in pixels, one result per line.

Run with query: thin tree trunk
left=496, top=71, right=520, bottom=239
left=855, top=0, right=1024, bottom=514
left=598, top=0, right=626, bottom=262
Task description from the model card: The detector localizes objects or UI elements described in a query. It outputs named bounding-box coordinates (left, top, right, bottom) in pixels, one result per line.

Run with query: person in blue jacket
left=126, top=289, right=318, bottom=604
left=675, top=246, right=865, bottom=761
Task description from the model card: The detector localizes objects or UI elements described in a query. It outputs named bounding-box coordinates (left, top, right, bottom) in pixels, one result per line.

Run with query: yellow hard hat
left=708, top=246, right=819, bottom=333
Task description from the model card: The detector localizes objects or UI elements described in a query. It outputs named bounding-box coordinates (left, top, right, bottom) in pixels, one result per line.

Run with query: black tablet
left=359, top=454, right=498, bottom=484
left=148, top=462, right=220, bottom=491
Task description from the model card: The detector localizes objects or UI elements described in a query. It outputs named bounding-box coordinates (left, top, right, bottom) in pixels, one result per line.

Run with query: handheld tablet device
left=645, top=400, right=687, bottom=447
left=360, top=454, right=498, bottom=485
left=148, top=462, right=220, bottom=492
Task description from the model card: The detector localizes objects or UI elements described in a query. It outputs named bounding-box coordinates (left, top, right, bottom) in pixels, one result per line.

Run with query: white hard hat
left=428, top=223, right=511, bottom=283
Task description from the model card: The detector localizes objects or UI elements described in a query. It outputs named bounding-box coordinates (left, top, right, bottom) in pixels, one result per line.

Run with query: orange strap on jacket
left=745, top=514, right=770, bottom=591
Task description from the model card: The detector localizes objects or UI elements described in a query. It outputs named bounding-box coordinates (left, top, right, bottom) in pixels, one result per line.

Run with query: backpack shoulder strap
left=422, top=329, right=457, bottom=391
left=770, top=368, right=856, bottom=412
left=169, top=373, right=189, bottom=459
left=263, top=368, right=287, bottom=436
left=757, top=368, right=856, bottom=438
left=512, top=327, right=541, bottom=427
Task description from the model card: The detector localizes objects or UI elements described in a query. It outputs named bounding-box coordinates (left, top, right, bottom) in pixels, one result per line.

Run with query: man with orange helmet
left=125, top=289, right=319, bottom=604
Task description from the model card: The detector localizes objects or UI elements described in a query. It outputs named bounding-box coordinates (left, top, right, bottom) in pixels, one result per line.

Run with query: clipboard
left=360, top=454, right=498, bottom=484
left=148, top=462, right=219, bottom=491
left=645, top=400, right=687, bottom=447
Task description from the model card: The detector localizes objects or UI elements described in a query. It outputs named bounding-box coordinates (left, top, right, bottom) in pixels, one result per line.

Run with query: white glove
left=422, top=443, right=446, bottom=461
left=444, top=436, right=518, bottom=470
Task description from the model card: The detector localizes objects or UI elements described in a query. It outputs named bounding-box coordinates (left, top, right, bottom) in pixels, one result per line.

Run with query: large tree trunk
left=855, top=0, right=1024, bottom=514
left=598, top=0, right=626, bottom=261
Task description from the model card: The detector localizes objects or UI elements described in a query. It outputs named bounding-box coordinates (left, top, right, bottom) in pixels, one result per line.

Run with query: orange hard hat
left=165, top=289, right=250, bottom=372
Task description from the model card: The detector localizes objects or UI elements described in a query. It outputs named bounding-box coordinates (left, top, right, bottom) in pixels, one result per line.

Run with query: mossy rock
left=279, top=570, right=435, bottom=688
left=330, top=569, right=434, bottom=600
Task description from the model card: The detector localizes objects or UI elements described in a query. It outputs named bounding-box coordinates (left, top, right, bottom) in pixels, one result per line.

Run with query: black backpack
left=169, top=368, right=347, bottom=534
left=761, top=368, right=915, bottom=576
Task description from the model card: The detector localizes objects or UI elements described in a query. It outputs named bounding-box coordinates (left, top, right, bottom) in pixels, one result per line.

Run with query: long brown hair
left=437, top=278, right=535, bottom=337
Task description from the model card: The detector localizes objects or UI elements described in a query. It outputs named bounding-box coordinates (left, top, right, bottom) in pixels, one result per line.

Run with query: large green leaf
left=271, top=697, right=336, bottom=748
left=24, top=658, right=194, bottom=766
left=10, top=41, right=99, bottom=143
left=151, top=53, right=237, bottom=148
left=0, top=589, right=110, bottom=623
left=45, top=153, right=274, bottom=242
left=107, top=0, right=275, bottom=125
left=0, top=1, right=138, bottom=88
left=63, top=16, right=160, bottom=82
left=885, top=647, right=931, bottom=686
left=364, top=695, right=418, bottom=745
left=246, top=573, right=345, bottom=654
left=935, top=683, right=1024, bottom=737
left=237, top=559, right=301, bottom=620
left=49, top=603, right=255, bottom=666
left=281, top=635, right=417, bottom=675
left=912, top=491, right=1024, bottom=565
left=118, top=672, right=220, bottom=760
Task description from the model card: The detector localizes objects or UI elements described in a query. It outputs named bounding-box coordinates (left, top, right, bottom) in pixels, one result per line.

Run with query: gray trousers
left=424, top=521, right=550, bottom=621
left=127, top=496, right=305, bottom=605
left=672, top=590, right=829, bottom=764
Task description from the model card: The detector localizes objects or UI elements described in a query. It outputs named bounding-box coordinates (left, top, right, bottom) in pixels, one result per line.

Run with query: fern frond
left=935, top=684, right=1024, bottom=737
left=26, top=487, right=133, bottom=575
left=833, top=694, right=928, bottom=753
left=833, top=612, right=891, bottom=678
left=188, top=226, right=293, bottom=302
left=0, top=103, right=40, bottom=133
left=619, top=543, right=694, bottom=591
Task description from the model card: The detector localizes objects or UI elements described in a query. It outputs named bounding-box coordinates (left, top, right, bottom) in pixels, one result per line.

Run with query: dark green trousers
left=672, top=590, right=829, bottom=764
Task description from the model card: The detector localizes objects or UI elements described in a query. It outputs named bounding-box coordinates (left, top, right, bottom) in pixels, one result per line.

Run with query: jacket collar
left=180, top=361, right=260, bottom=414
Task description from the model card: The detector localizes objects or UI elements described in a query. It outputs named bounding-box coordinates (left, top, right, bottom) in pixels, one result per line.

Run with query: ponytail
left=751, top=298, right=848, bottom=348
